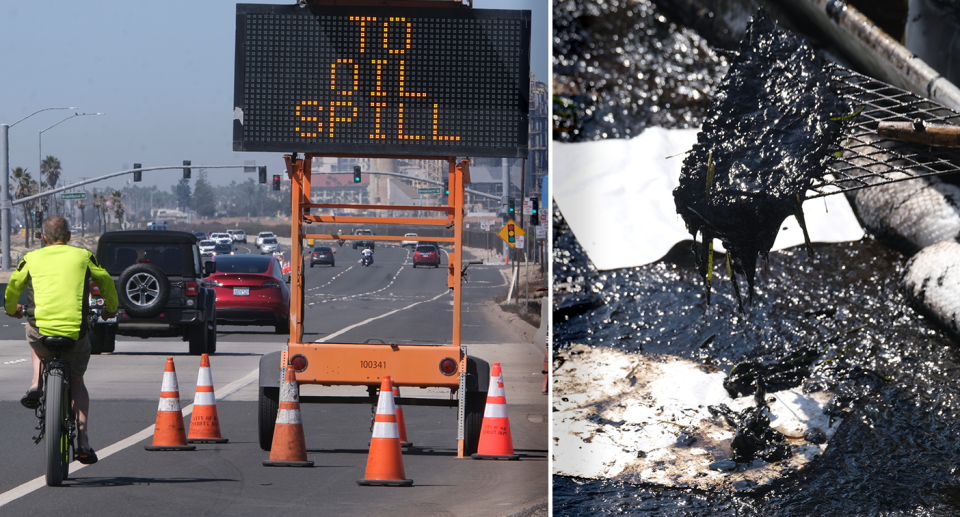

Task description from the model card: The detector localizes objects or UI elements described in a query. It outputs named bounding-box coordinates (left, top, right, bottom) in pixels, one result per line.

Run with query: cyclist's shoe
left=76, top=446, right=98, bottom=465
left=20, top=388, right=41, bottom=409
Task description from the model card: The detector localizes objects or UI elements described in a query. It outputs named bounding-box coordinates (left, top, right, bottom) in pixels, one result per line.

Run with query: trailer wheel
left=258, top=386, right=279, bottom=451
left=463, top=391, right=485, bottom=456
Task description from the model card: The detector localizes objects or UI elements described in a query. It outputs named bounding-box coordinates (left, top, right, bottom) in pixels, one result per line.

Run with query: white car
left=229, top=229, right=247, bottom=244
left=260, top=237, right=280, bottom=255
left=402, top=233, right=419, bottom=248
left=199, top=239, right=216, bottom=255
left=256, top=231, right=275, bottom=248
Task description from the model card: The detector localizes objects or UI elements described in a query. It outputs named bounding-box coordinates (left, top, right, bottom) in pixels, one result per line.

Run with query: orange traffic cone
left=187, top=354, right=228, bottom=444
left=392, top=380, right=412, bottom=448
left=144, top=357, right=196, bottom=451
left=472, top=362, right=519, bottom=460
left=357, top=377, right=413, bottom=486
left=263, top=367, right=313, bottom=467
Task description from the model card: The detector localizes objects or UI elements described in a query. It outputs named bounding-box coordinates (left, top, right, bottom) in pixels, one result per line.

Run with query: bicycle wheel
left=44, top=370, right=69, bottom=486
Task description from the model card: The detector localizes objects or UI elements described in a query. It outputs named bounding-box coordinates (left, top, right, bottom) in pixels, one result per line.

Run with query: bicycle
left=30, top=334, right=77, bottom=487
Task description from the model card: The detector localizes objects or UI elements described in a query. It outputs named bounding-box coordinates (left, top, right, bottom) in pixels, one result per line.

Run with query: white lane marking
left=311, top=264, right=406, bottom=304
left=3, top=359, right=27, bottom=365
left=306, top=265, right=355, bottom=291
left=0, top=368, right=258, bottom=507
left=315, top=290, right=449, bottom=343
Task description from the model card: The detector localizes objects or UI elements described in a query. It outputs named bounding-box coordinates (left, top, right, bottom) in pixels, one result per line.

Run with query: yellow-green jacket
left=4, top=245, right=118, bottom=340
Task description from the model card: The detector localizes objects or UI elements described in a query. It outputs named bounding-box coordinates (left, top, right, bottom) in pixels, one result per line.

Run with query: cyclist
left=4, top=215, right=118, bottom=465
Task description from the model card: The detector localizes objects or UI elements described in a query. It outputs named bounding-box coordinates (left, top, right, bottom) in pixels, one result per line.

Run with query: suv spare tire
left=118, top=263, right=170, bottom=318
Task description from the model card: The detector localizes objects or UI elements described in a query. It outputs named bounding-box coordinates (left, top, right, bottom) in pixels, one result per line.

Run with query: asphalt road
left=0, top=242, right=547, bottom=516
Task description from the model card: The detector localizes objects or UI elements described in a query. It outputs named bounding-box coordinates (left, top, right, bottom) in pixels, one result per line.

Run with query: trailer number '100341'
left=360, top=361, right=386, bottom=369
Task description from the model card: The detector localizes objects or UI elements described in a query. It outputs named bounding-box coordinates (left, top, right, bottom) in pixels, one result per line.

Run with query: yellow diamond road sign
left=497, top=219, right=525, bottom=247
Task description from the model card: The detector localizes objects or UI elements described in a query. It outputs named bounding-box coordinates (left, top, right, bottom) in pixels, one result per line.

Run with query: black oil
left=673, top=11, right=851, bottom=311
left=553, top=2, right=960, bottom=514
left=552, top=0, right=728, bottom=141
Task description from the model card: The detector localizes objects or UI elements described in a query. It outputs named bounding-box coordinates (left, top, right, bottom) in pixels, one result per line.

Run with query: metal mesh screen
left=809, top=64, right=960, bottom=198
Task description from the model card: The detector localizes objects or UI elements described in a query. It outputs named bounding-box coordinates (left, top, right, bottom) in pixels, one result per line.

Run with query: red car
left=412, top=244, right=441, bottom=268
left=204, top=255, right=290, bottom=334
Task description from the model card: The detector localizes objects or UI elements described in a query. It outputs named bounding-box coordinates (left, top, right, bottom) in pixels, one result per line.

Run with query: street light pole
left=39, top=112, right=104, bottom=192
left=1, top=106, right=77, bottom=271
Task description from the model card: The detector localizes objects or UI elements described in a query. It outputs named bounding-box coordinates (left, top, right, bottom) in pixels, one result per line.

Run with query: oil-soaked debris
left=723, top=347, right=820, bottom=398
left=553, top=345, right=838, bottom=492
left=709, top=386, right=792, bottom=463
left=673, top=11, right=851, bottom=311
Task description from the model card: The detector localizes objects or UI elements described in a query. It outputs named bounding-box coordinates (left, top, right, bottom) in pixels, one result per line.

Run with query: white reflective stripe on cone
left=275, top=409, right=302, bottom=425
left=372, top=421, right=400, bottom=439
left=158, top=397, right=182, bottom=412
left=197, top=367, right=213, bottom=387
left=161, top=372, right=179, bottom=392
left=280, top=381, right=299, bottom=402
left=487, top=376, right=505, bottom=397
left=193, top=391, right=216, bottom=406
left=376, top=393, right=396, bottom=416
left=483, top=403, right=509, bottom=419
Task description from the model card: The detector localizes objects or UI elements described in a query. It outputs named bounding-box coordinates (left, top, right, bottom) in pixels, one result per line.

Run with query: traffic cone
left=263, top=367, right=313, bottom=467
left=187, top=354, right=228, bottom=444
left=392, top=380, right=412, bottom=448
left=471, top=362, right=519, bottom=460
left=357, top=377, right=413, bottom=486
left=145, top=357, right=196, bottom=451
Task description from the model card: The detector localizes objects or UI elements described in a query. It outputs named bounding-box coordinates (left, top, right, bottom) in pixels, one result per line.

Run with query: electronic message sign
left=234, top=4, right=531, bottom=158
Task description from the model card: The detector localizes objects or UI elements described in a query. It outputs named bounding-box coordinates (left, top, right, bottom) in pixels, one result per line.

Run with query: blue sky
left=0, top=0, right=548, bottom=190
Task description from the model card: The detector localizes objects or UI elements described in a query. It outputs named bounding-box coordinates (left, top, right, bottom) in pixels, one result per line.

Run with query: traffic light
left=508, top=198, right=516, bottom=218
left=273, top=174, right=281, bottom=191
left=258, top=166, right=267, bottom=184
left=507, top=223, right=516, bottom=244
left=530, top=197, right=539, bottom=226
left=183, top=160, right=191, bottom=179
left=133, top=163, right=142, bottom=182
left=35, top=210, right=43, bottom=226
left=443, top=180, right=450, bottom=196
left=353, top=165, right=362, bottom=183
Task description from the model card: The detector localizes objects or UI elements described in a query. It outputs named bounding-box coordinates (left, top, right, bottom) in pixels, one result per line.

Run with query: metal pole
left=1, top=124, right=9, bottom=271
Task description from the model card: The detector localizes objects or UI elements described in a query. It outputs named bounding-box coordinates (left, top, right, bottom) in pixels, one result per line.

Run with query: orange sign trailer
left=257, top=154, right=490, bottom=458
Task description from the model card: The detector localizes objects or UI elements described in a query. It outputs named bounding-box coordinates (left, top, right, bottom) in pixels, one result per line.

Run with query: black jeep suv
left=88, top=231, right=217, bottom=355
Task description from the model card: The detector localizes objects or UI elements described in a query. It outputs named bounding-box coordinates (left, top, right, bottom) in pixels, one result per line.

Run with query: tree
left=111, top=190, right=125, bottom=230
left=92, top=192, right=104, bottom=234
left=40, top=155, right=62, bottom=190
left=174, top=178, right=192, bottom=213
left=192, top=169, right=216, bottom=218
left=12, top=167, right=39, bottom=247
left=75, top=198, right=86, bottom=236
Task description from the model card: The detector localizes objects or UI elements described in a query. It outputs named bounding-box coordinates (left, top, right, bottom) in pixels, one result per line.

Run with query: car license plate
left=234, top=287, right=250, bottom=296
left=101, top=316, right=117, bottom=323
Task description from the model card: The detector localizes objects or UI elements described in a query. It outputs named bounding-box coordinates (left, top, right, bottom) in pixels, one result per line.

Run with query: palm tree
left=40, top=155, right=62, bottom=190
left=111, top=190, right=125, bottom=230
left=75, top=198, right=87, bottom=237
left=92, top=193, right=103, bottom=234
left=11, top=167, right=38, bottom=246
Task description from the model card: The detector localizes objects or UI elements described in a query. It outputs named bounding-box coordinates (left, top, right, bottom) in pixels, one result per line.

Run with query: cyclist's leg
left=24, top=323, right=50, bottom=407
left=71, top=374, right=91, bottom=450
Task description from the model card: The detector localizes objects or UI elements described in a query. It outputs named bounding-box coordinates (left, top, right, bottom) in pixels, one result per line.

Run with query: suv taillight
left=90, top=281, right=100, bottom=296
left=185, top=282, right=198, bottom=296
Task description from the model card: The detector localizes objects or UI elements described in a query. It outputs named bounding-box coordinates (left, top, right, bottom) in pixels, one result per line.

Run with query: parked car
left=229, top=229, right=248, bottom=244
left=88, top=230, right=217, bottom=355
left=309, top=246, right=335, bottom=267
left=204, top=254, right=290, bottom=334
left=401, top=233, right=419, bottom=248
left=413, top=244, right=441, bottom=268
left=256, top=231, right=275, bottom=249
left=260, top=237, right=280, bottom=255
